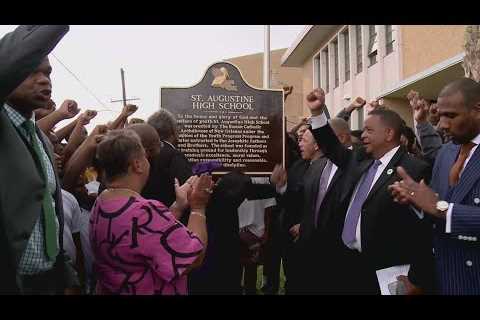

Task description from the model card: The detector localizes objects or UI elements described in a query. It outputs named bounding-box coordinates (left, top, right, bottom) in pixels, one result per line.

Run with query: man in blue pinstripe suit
left=390, top=78, right=480, bottom=295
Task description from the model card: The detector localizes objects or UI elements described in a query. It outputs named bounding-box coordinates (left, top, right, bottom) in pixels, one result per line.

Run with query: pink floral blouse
left=90, top=195, right=203, bottom=295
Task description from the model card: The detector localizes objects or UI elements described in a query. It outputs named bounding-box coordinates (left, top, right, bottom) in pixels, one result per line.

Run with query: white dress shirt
left=343, top=146, right=400, bottom=252
left=446, top=133, right=480, bottom=233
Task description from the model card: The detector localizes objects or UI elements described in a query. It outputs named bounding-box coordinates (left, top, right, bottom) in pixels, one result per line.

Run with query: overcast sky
left=0, top=25, right=305, bottom=130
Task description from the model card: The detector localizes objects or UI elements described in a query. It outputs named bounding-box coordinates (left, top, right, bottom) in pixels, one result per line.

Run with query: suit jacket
left=311, top=124, right=433, bottom=292
left=0, top=25, right=77, bottom=294
left=429, top=142, right=480, bottom=294
left=160, top=141, right=193, bottom=185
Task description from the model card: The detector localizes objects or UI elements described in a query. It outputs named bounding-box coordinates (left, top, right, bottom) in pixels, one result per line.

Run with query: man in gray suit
left=0, top=25, right=79, bottom=294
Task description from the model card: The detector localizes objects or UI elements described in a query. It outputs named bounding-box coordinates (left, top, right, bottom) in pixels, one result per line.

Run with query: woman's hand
left=189, top=174, right=214, bottom=213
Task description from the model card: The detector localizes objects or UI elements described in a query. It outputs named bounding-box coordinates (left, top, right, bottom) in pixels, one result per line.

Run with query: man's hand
left=306, top=89, right=326, bottom=116
left=271, top=164, right=287, bottom=189
left=58, top=100, right=80, bottom=119
left=388, top=166, right=441, bottom=217
left=85, top=124, right=108, bottom=149
left=283, top=85, right=293, bottom=101
left=396, top=275, right=424, bottom=295
left=351, top=97, right=367, bottom=110
left=413, top=98, right=429, bottom=123
left=79, top=110, right=98, bottom=126
left=289, top=224, right=300, bottom=242
left=121, top=104, right=138, bottom=117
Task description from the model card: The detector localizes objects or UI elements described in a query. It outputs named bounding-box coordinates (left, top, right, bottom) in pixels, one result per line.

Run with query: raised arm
left=108, top=104, right=138, bottom=130
left=307, top=89, right=353, bottom=169
left=62, top=110, right=97, bottom=164
left=37, top=99, right=80, bottom=135
left=0, top=25, right=69, bottom=104
left=336, top=97, right=366, bottom=122
left=63, top=125, right=107, bottom=193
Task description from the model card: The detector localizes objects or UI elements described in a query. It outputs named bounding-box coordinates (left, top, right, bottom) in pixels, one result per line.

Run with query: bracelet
left=190, top=212, right=206, bottom=219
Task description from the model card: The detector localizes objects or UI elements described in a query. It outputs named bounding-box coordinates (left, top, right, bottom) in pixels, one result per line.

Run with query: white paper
left=376, top=264, right=410, bottom=295
left=85, top=180, right=100, bottom=195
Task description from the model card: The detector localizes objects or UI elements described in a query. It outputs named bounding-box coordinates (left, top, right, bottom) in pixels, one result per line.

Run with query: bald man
left=127, top=124, right=177, bottom=211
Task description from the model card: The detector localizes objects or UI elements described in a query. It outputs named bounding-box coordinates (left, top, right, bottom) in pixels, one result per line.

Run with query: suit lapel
left=309, top=158, right=326, bottom=211
left=451, top=145, right=480, bottom=203
left=364, top=147, right=404, bottom=204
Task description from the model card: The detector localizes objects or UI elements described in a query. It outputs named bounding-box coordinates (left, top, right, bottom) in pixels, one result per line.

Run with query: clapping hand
left=388, top=166, right=441, bottom=217
left=59, top=100, right=80, bottom=119
left=270, top=164, right=287, bottom=189
left=174, top=176, right=197, bottom=212
left=189, top=174, right=215, bottom=212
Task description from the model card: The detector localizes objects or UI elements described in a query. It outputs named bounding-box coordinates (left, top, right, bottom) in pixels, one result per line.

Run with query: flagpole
left=263, top=25, right=271, bottom=89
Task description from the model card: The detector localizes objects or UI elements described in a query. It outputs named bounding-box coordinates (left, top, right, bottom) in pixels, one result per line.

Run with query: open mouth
left=39, top=89, right=52, bottom=100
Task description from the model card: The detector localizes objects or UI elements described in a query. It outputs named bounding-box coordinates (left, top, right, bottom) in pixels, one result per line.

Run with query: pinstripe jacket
left=430, top=141, right=480, bottom=295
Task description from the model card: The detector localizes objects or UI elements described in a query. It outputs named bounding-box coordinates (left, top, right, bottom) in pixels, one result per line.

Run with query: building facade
left=281, top=25, right=467, bottom=129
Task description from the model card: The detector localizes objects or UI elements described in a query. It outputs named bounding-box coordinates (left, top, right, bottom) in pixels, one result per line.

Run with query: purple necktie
left=342, top=159, right=382, bottom=246
left=314, top=160, right=333, bottom=227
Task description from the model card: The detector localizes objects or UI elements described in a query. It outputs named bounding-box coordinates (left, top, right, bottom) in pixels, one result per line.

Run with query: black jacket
left=311, top=123, right=434, bottom=292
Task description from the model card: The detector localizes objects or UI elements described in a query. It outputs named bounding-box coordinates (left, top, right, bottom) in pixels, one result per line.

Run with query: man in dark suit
left=147, top=110, right=193, bottom=224
left=307, top=88, right=433, bottom=294
left=0, top=25, right=79, bottom=294
left=271, top=125, right=329, bottom=293
left=390, top=78, right=480, bottom=295
left=147, top=109, right=192, bottom=185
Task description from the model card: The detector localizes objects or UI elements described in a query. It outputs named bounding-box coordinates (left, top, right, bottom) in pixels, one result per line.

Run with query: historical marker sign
left=161, top=61, right=284, bottom=175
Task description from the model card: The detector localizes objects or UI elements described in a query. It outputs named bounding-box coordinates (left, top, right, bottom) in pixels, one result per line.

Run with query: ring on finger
left=204, top=188, right=213, bottom=194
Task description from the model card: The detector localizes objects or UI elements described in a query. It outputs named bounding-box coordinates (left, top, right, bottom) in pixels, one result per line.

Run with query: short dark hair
left=368, top=108, right=405, bottom=141
left=351, top=130, right=363, bottom=139
left=439, top=78, right=480, bottom=109
left=96, top=129, right=144, bottom=183
left=147, top=109, right=178, bottom=140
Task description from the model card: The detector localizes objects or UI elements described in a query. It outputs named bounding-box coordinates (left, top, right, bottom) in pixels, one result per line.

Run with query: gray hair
left=147, top=109, right=178, bottom=140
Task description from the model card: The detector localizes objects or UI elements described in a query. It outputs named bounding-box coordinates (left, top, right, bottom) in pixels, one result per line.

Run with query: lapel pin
left=474, top=198, right=480, bottom=205
left=387, top=169, right=393, bottom=175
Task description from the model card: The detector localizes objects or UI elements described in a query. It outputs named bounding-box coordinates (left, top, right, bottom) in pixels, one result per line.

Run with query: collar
left=471, top=133, right=480, bottom=145
left=162, top=140, right=176, bottom=149
left=377, top=145, right=400, bottom=167
left=4, top=103, right=36, bottom=128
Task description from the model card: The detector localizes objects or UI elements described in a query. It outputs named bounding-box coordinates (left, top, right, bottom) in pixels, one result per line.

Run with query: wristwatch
left=436, top=200, right=449, bottom=214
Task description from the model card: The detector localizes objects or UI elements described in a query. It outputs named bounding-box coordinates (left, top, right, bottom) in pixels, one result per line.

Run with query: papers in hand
left=376, top=264, right=410, bottom=295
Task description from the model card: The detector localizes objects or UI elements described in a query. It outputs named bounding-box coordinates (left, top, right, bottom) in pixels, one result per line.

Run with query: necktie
left=23, top=120, right=58, bottom=260
left=342, top=159, right=381, bottom=247
left=314, top=160, right=333, bottom=227
left=449, top=142, right=476, bottom=186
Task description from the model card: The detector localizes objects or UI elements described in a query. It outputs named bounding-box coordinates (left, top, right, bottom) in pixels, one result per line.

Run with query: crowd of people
left=1, top=25, right=479, bottom=295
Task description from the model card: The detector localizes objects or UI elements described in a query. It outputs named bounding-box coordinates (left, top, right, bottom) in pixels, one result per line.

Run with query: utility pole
left=110, top=68, right=140, bottom=106
left=263, top=25, right=271, bottom=89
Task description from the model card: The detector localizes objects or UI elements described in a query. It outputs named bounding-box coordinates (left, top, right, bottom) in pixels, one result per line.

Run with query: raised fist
left=59, top=100, right=80, bottom=119
left=122, top=104, right=138, bottom=117
left=79, top=110, right=98, bottom=125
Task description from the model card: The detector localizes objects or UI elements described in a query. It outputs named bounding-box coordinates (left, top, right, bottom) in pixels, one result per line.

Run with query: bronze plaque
left=161, top=61, right=284, bottom=175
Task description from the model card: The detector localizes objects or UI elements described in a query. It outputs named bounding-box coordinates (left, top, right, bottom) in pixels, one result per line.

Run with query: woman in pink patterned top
left=91, top=129, right=213, bottom=295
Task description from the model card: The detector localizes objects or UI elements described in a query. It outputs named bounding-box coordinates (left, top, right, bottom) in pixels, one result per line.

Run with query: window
left=343, top=29, right=350, bottom=82
left=314, top=54, right=321, bottom=88
left=355, top=25, right=363, bottom=74
left=368, top=25, right=378, bottom=66
left=333, top=39, right=339, bottom=88
left=322, top=48, right=329, bottom=93
left=386, top=25, right=394, bottom=55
